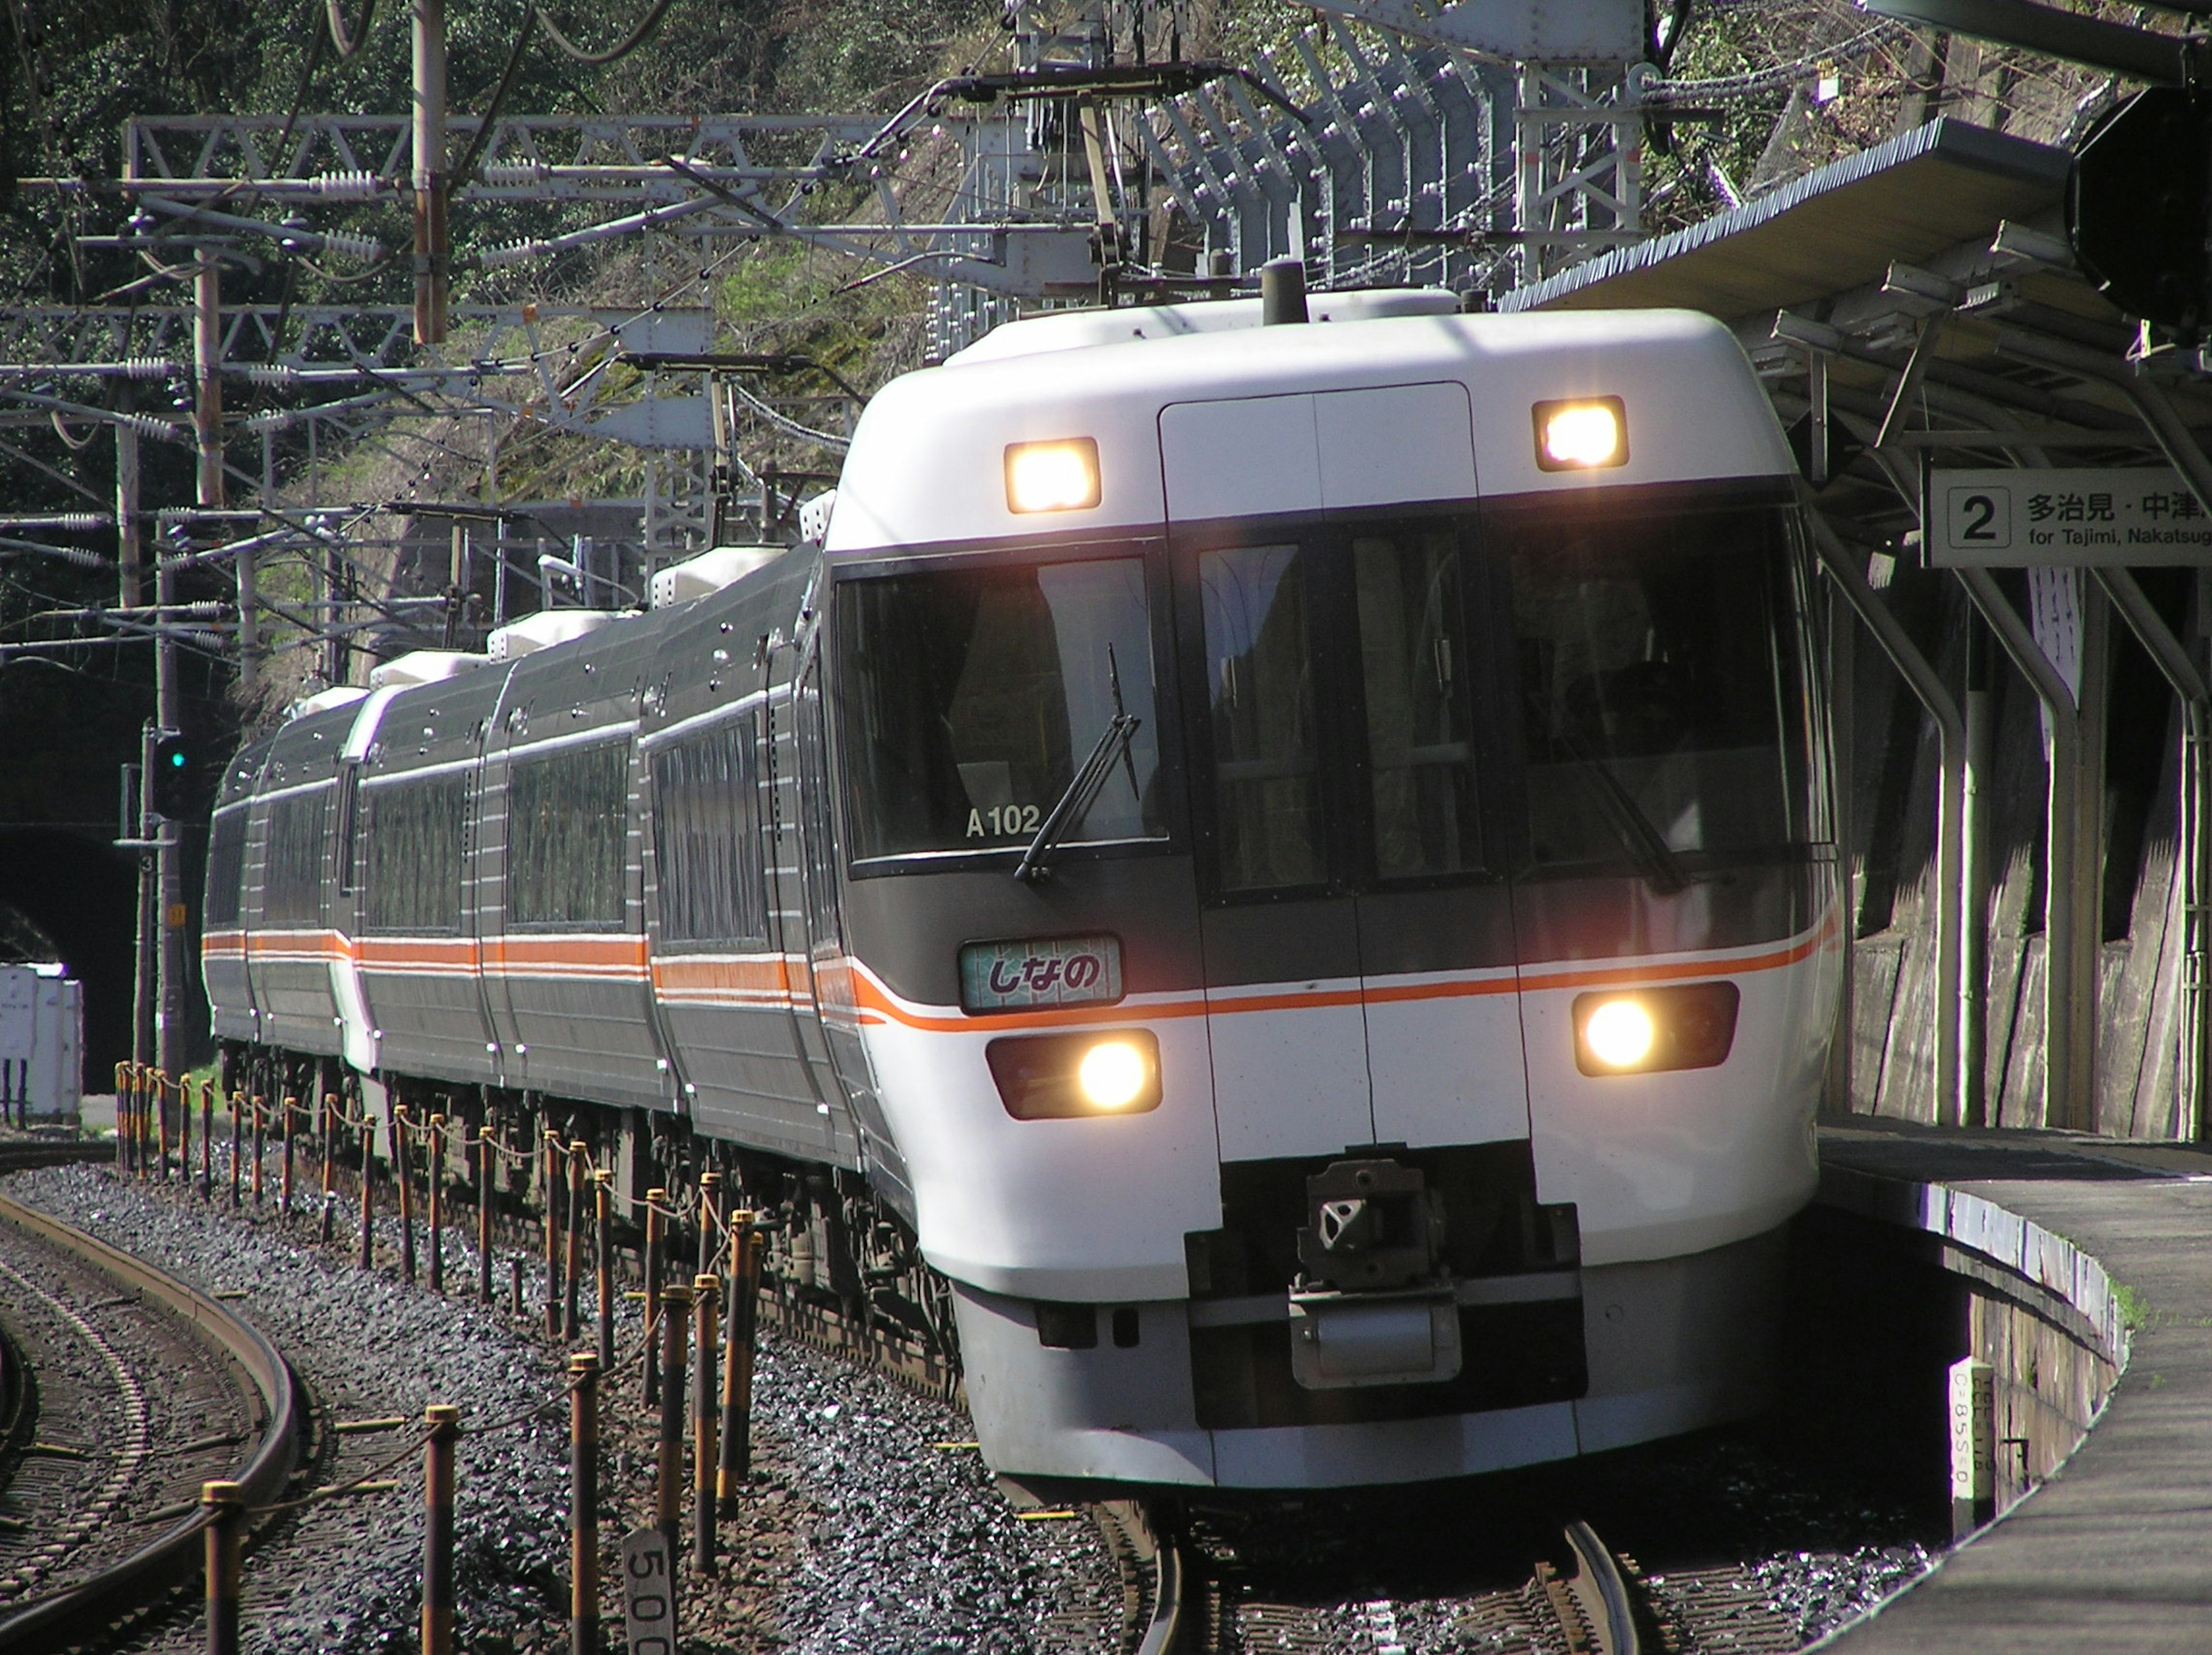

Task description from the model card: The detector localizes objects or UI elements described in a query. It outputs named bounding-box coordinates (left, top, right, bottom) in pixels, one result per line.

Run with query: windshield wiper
left=1016, top=645, right=1143, bottom=884
left=1554, top=727, right=1692, bottom=896
left=1014, top=711, right=1142, bottom=883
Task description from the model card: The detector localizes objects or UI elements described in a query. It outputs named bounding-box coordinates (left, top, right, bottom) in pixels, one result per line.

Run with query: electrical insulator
left=308, top=170, right=383, bottom=200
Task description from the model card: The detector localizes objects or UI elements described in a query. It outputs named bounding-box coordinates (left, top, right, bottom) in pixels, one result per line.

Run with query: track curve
left=0, top=1146, right=304, bottom=1652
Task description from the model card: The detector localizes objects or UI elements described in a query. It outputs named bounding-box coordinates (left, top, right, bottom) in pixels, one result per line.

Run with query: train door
left=1348, top=518, right=1530, bottom=1149
left=1167, top=384, right=1531, bottom=1160
left=790, top=643, right=874, bottom=1172
left=1179, top=528, right=1373, bottom=1159
left=477, top=736, right=526, bottom=1089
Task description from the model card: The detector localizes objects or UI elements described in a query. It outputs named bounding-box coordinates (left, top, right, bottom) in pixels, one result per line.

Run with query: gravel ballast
left=0, top=1164, right=1116, bottom=1654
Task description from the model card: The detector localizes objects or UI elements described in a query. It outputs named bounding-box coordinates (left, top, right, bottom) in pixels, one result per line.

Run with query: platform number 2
left=1947, top=487, right=2010, bottom=552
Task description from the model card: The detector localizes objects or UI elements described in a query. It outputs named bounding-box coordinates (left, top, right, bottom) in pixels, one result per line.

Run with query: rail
left=0, top=1144, right=303, bottom=1651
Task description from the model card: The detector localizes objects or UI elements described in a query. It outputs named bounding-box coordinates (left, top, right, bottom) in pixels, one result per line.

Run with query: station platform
left=1816, top=1117, right=2212, bottom=1652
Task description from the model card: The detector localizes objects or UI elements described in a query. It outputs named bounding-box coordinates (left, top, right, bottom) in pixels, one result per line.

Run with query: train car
left=206, top=287, right=1839, bottom=1494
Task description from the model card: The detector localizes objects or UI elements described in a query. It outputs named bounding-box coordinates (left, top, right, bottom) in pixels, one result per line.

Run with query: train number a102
left=620, top=1528, right=677, bottom=1655
left=960, top=933, right=1124, bottom=1013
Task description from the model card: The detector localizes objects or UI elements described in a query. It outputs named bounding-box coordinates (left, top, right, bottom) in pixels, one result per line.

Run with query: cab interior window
left=838, top=555, right=1165, bottom=863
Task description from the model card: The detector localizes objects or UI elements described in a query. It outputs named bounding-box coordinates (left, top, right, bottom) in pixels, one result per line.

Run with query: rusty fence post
left=656, top=1282, right=692, bottom=1566
left=643, top=1188, right=666, bottom=1408
left=565, top=1142, right=585, bottom=1340
left=396, top=1105, right=417, bottom=1285
left=202, top=1478, right=244, bottom=1655
left=319, top=1094, right=337, bottom=1243
left=718, top=1217, right=762, bottom=1505
left=177, top=1072, right=191, bottom=1186
left=543, top=1129, right=563, bottom=1340
left=157, top=1072, right=171, bottom=1181
left=228, top=1092, right=244, bottom=1209
left=476, top=1121, right=495, bottom=1302
left=358, top=1118, right=376, bottom=1268
left=428, top=1114, right=445, bottom=1293
left=200, top=1079, right=215, bottom=1200
left=280, top=1095, right=296, bottom=1215
left=692, top=1272, right=719, bottom=1577
left=593, top=1169, right=615, bottom=1373
left=249, top=1095, right=264, bottom=1206
left=570, top=1353, right=600, bottom=1655
left=111, top=1063, right=127, bottom=1174
left=422, top=1404, right=460, bottom=1655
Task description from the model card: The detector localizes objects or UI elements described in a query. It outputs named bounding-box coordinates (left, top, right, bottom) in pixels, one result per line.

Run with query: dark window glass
left=1354, top=528, right=1479, bottom=878
left=205, top=808, right=247, bottom=927
left=507, top=742, right=628, bottom=927
left=1505, top=503, right=1814, bottom=872
left=362, top=774, right=469, bottom=933
left=650, top=721, right=766, bottom=945
left=1199, top=543, right=1323, bottom=891
left=263, top=792, right=328, bottom=926
left=838, top=555, right=1164, bottom=861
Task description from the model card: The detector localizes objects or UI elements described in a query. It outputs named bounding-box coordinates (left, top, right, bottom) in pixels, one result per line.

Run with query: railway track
left=0, top=1141, right=304, bottom=1651
left=1166, top=1512, right=1685, bottom=1655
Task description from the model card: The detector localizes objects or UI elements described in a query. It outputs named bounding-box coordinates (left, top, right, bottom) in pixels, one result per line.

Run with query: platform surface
left=1817, top=1116, right=2212, bottom=1653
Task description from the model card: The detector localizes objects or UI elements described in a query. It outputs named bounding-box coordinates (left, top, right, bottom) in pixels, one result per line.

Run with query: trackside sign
left=1931, top=468, right=2212, bottom=566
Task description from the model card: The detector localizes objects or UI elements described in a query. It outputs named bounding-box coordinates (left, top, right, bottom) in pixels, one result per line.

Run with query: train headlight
left=1077, top=1039, right=1150, bottom=1109
left=987, top=1028, right=1161, bottom=1119
left=1533, top=396, right=1627, bottom=471
left=1005, top=438, right=1102, bottom=512
left=1582, top=999, right=1656, bottom=1069
left=1573, top=981, right=1740, bottom=1075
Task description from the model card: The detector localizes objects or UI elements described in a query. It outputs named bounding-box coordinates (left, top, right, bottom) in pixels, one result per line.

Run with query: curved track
left=0, top=1144, right=303, bottom=1652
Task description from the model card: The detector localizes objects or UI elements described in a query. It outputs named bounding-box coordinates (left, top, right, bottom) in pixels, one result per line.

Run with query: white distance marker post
left=621, top=1528, right=677, bottom=1655
left=1948, top=1356, right=1996, bottom=1539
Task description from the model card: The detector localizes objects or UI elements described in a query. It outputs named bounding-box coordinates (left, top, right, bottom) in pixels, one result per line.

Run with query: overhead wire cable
left=323, top=0, right=378, bottom=61
left=531, top=0, right=681, bottom=66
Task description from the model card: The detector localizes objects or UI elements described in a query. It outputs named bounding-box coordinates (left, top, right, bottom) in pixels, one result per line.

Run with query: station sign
left=1930, top=468, right=2212, bottom=566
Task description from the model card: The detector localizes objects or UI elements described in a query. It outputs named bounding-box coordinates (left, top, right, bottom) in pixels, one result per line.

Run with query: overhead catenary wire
left=1637, top=20, right=1908, bottom=105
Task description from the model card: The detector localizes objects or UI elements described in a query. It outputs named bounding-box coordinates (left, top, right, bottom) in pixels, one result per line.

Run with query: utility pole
left=414, top=0, right=449, bottom=344
left=194, top=260, right=225, bottom=509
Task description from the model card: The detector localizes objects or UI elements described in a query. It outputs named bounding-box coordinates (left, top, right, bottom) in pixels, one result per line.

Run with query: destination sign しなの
left=1930, top=468, right=2212, bottom=566
left=958, top=934, right=1123, bottom=1014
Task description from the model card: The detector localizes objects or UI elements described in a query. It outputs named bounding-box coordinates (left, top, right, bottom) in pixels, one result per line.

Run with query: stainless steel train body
left=205, top=293, right=1840, bottom=1492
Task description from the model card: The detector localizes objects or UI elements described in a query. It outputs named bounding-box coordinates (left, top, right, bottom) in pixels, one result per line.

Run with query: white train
left=206, top=285, right=1839, bottom=1493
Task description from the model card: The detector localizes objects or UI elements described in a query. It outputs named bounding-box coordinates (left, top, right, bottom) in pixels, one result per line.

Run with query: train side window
left=650, top=720, right=767, bottom=946
left=263, top=791, right=328, bottom=927
left=361, top=774, right=468, bottom=933
left=1198, top=543, right=1324, bottom=891
left=507, top=741, right=628, bottom=927
left=1353, top=529, right=1480, bottom=878
left=334, top=766, right=361, bottom=897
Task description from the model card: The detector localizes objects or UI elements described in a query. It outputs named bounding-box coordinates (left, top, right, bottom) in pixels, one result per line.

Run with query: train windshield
left=836, top=554, right=1167, bottom=862
left=1502, top=500, right=1815, bottom=873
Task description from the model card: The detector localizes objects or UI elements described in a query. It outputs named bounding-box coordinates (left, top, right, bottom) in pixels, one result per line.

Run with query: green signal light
left=167, top=752, right=187, bottom=767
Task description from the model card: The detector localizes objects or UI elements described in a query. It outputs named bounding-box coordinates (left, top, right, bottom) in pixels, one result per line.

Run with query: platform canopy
left=1495, top=116, right=2212, bottom=551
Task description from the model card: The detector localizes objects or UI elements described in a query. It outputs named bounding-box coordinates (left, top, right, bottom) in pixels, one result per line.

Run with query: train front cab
left=828, top=370, right=1838, bottom=1491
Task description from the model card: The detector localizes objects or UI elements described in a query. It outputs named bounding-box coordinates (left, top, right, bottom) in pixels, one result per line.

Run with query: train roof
left=824, top=305, right=1794, bottom=556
